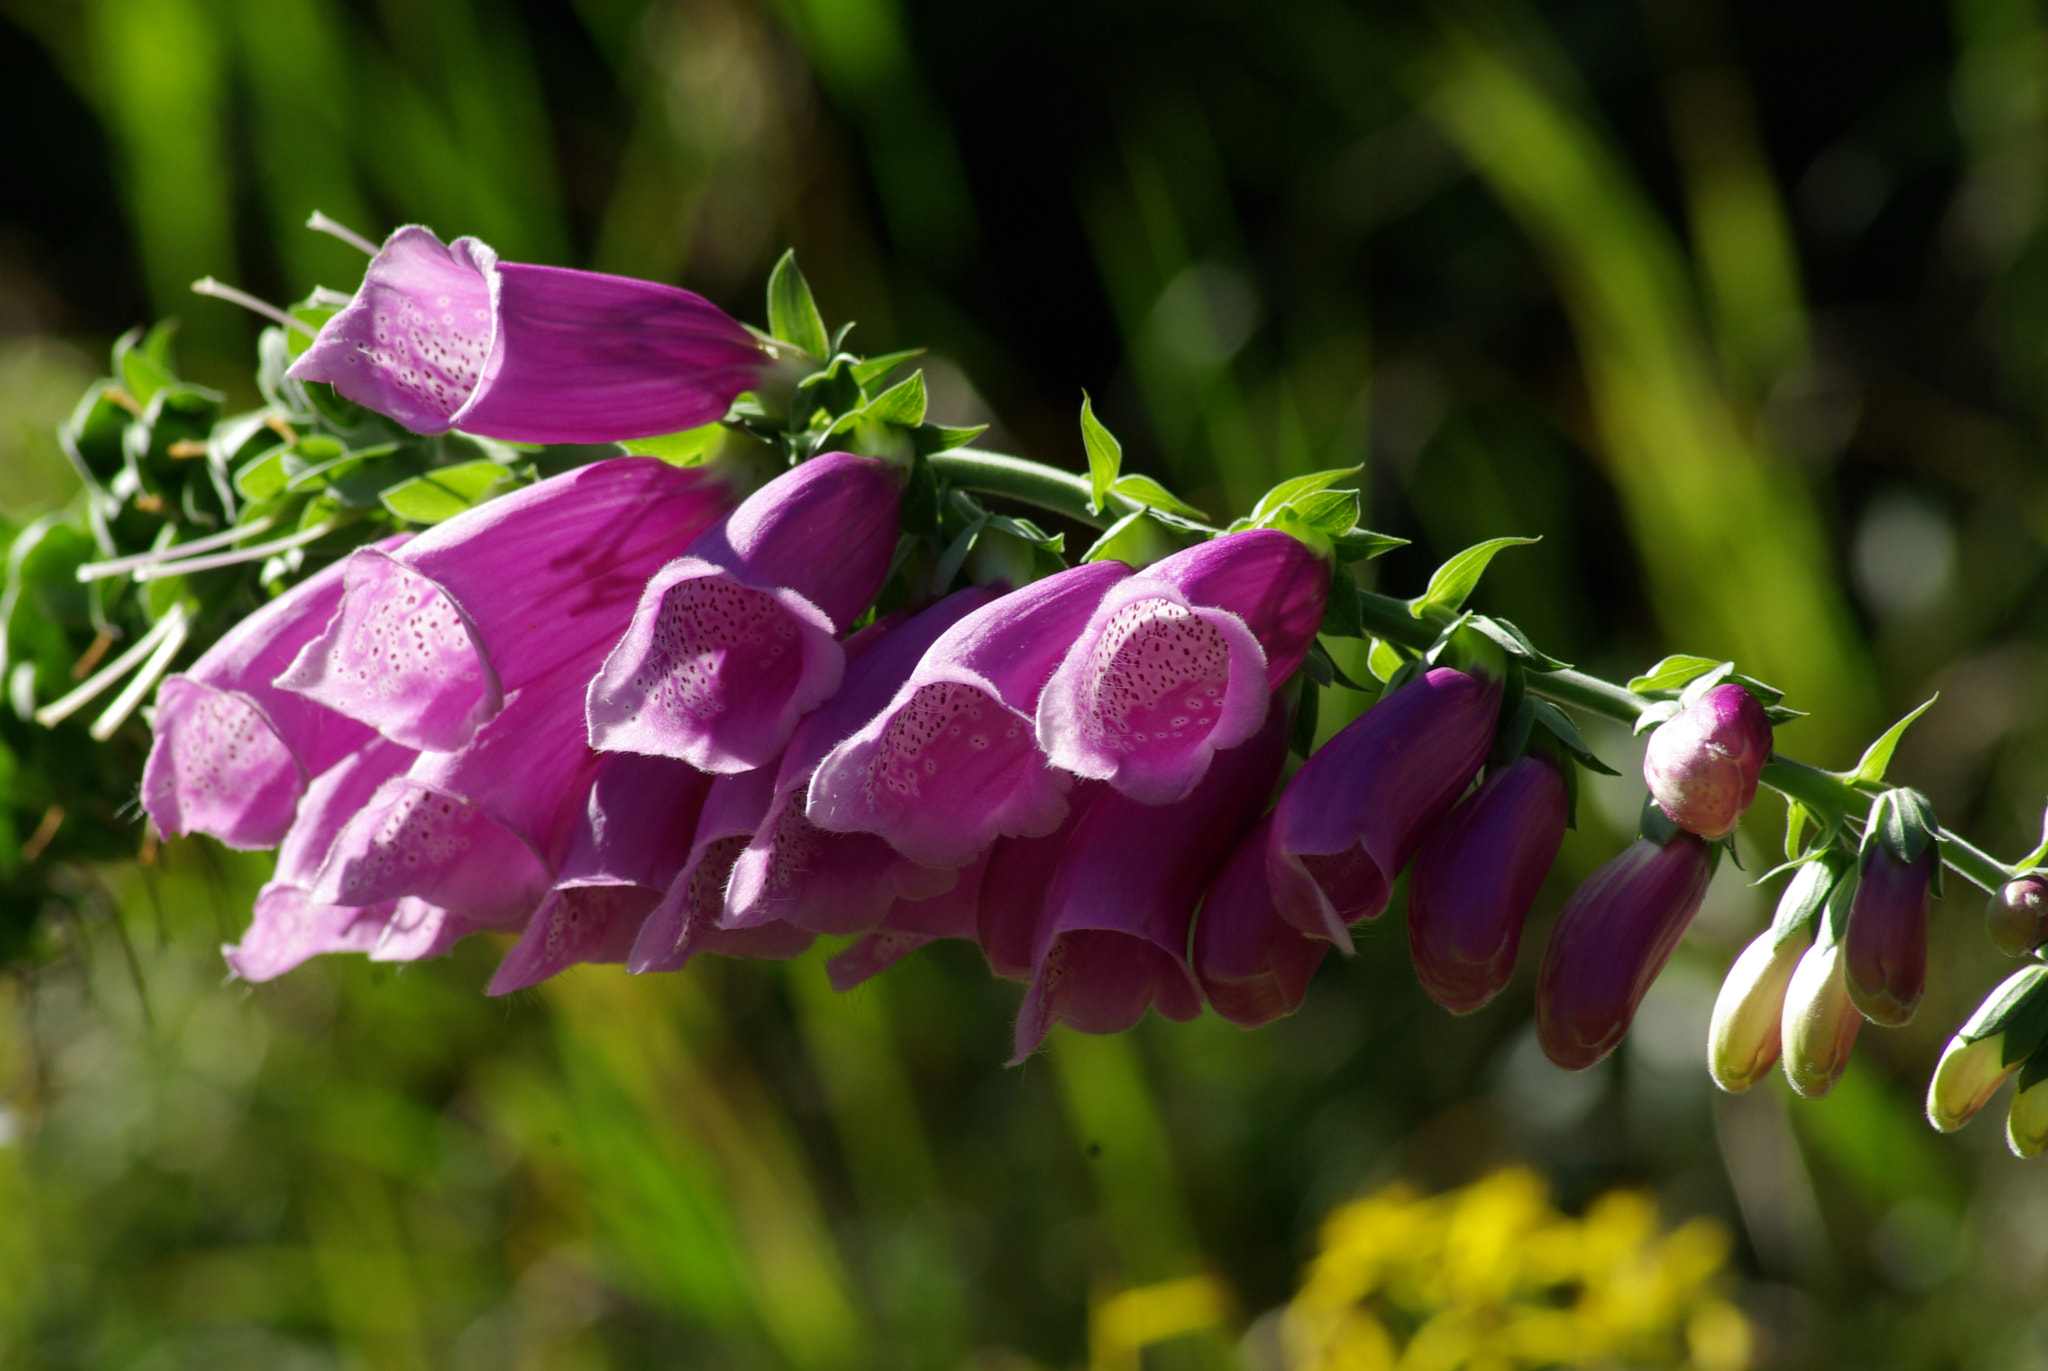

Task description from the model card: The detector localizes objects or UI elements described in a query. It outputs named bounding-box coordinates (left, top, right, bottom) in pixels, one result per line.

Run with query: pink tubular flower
left=1036, top=529, right=1328, bottom=805
left=627, top=768, right=814, bottom=974
left=1191, top=815, right=1331, bottom=1028
left=724, top=591, right=991, bottom=936
left=1642, top=683, right=1772, bottom=840
left=1011, top=695, right=1292, bottom=1063
left=1535, top=831, right=1716, bottom=1072
left=277, top=458, right=736, bottom=753
left=1266, top=666, right=1500, bottom=950
left=487, top=751, right=714, bottom=995
left=1405, top=754, right=1570, bottom=1014
left=286, top=225, right=772, bottom=443
left=826, top=850, right=993, bottom=992
left=585, top=452, right=904, bottom=773
left=805, top=561, right=1131, bottom=867
left=1844, top=846, right=1935, bottom=1027
left=976, top=782, right=1107, bottom=982
left=142, top=537, right=406, bottom=848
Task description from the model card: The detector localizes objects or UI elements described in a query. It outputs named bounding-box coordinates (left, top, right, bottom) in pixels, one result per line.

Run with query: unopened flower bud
left=1928, top=966, right=2048, bottom=1132
left=1781, top=932, right=1860, bottom=1098
left=1642, top=683, right=1772, bottom=840
left=2009, top=1075, right=2048, bottom=1158
left=1708, top=928, right=1806, bottom=1093
left=1989, top=875, right=2048, bottom=958
left=1844, top=846, right=1935, bottom=1027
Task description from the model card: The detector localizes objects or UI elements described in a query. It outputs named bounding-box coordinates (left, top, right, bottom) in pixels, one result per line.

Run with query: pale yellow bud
left=1926, top=1033, right=2017, bottom=1133
left=2008, top=1076, right=2048, bottom=1158
left=1707, top=929, right=1804, bottom=1094
left=1781, top=934, right=1860, bottom=1098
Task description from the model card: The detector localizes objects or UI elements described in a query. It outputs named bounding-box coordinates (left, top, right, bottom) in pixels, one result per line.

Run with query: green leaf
left=1784, top=799, right=1811, bottom=863
left=1332, top=528, right=1408, bottom=562
left=1285, top=489, right=1359, bottom=535
left=1078, top=392, right=1122, bottom=516
left=2014, top=808, right=2048, bottom=875
left=1959, top=966, right=2048, bottom=1056
left=379, top=460, right=515, bottom=524
left=931, top=513, right=987, bottom=592
left=1770, top=850, right=1849, bottom=949
left=1408, top=536, right=1539, bottom=619
left=1466, top=615, right=1570, bottom=671
left=1837, top=695, right=1939, bottom=787
left=1632, top=699, right=1681, bottom=735
left=1081, top=508, right=1191, bottom=567
left=1529, top=699, right=1619, bottom=775
left=1111, top=473, right=1208, bottom=521
left=851, top=349, right=925, bottom=388
left=912, top=422, right=989, bottom=456
left=620, top=423, right=727, bottom=465
left=765, top=250, right=831, bottom=358
left=1366, top=637, right=1407, bottom=684
left=233, top=444, right=292, bottom=502
left=1249, top=467, right=1361, bottom=523
left=863, top=372, right=927, bottom=427
left=1628, top=654, right=1727, bottom=695
left=114, top=324, right=177, bottom=406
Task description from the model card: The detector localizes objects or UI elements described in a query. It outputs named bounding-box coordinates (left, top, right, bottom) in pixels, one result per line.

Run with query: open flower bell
left=287, top=226, right=774, bottom=443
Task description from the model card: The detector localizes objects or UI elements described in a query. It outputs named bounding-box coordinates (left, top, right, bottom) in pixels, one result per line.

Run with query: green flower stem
left=932, top=447, right=2015, bottom=893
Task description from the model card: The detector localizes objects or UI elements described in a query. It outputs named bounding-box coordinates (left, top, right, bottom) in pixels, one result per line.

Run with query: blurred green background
left=6, top=0, right=2048, bottom=1365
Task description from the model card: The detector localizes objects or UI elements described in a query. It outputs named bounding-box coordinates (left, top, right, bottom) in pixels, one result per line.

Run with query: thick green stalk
left=931, top=446, right=2015, bottom=892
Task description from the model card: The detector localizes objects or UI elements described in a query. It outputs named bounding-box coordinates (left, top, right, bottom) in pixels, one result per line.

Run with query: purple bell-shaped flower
left=287, top=225, right=773, bottom=443
left=1844, top=844, right=1935, bottom=1027
left=1190, top=814, right=1330, bottom=1029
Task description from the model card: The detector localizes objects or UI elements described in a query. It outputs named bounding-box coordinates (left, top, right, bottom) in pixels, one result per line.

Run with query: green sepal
left=900, top=455, right=942, bottom=538
left=1365, top=636, right=1408, bottom=684
left=1078, top=392, right=1122, bottom=517
left=1783, top=798, right=1843, bottom=864
left=1632, top=700, right=1681, bottom=736
left=1835, top=695, right=1939, bottom=788
left=1629, top=654, right=1728, bottom=695
left=1330, top=528, right=1407, bottom=562
left=1529, top=698, right=1619, bottom=776
left=2017, top=1044, right=2048, bottom=1093
left=1244, top=468, right=1361, bottom=524
left=1769, top=849, right=1851, bottom=951
left=1862, top=788, right=1940, bottom=875
left=1424, top=615, right=1507, bottom=684
left=1407, top=536, right=1539, bottom=620
left=1292, top=675, right=1320, bottom=760
left=2013, top=808, right=2048, bottom=875
left=911, top=422, right=989, bottom=456
left=765, top=250, right=831, bottom=359
left=1820, top=851, right=1859, bottom=945
left=1111, top=473, right=1208, bottom=521
left=1639, top=793, right=1682, bottom=846
left=1080, top=508, right=1195, bottom=568
left=1960, top=964, right=2048, bottom=1051
left=850, top=349, right=924, bottom=388
left=931, top=512, right=988, bottom=593
left=1463, top=614, right=1570, bottom=672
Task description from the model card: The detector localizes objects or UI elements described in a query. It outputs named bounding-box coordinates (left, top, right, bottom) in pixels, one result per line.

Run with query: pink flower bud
left=1642, top=683, right=1772, bottom=840
left=1989, top=875, right=2048, bottom=958
left=1843, top=846, right=1934, bottom=1027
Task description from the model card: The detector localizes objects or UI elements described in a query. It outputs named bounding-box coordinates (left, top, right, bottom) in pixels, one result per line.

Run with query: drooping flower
left=1405, top=753, right=1569, bottom=1015
left=1190, top=814, right=1330, bottom=1029
left=1843, top=845, right=1935, bottom=1027
left=976, top=782, right=1107, bottom=983
left=487, top=750, right=714, bottom=995
left=586, top=451, right=904, bottom=772
left=1642, top=683, right=1772, bottom=840
left=806, top=561, right=1130, bottom=867
left=626, top=767, right=814, bottom=974
left=1927, top=966, right=2048, bottom=1132
left=1535, top=831, right=1715, bottom=1072
left=1011, top=694, right=1292, bottom=1063
left=1266, top=666, right=1501, bottom=950
left=1780, top=921, right=1862, bottom=1098
left=143, top=537, right=406, bottom=849
left=1989, top=874, right=2048, bottom=957
left=286, top=225, right=774, bottom=443
left=723, top=590, right=992, bottom=935
left=1706, top=928, right=1807, bottom=1093
left=308, top=774, right=552, bottom=932
left=826, top=850, right=993, bottom=992
left=278, top=458, right=736, bottom=752
left=1036, top=529, right=1327, bottom=805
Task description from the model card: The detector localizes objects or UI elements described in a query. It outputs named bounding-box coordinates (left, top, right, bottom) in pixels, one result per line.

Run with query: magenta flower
left=1266, top=666, right=1500, bottom=949
left=1405, top=753, right=1569, bottom=1014
left=723, top=591, right=990, bottom=936
left=627, top=768, right=815, bottom=974
left=278, top=458, right=734, bottom=752
left=805, top=561, right=1131, bottom=867
left=1011, top=695, right=1292, bottom=1063
left=585, top=451, right=904, bottom=772
left=1642, top=683, right=1772, bottom=839
left=488, top=750, right=714, bottom=995
left=1535, top=831, right=1716, bottom=1071
left=1036, top=529, right=1328, bottom=804
left=223, top=737, right=417, bottom=981
left=286, top=226, right=772, bottom=443
left=1843, top=845, right=1935, bottom=1026
left=308, top=773, right=551, bottom=932
left=976, top=782, right=1107, bottom=983
left=1190, top=814, right=1331, bottom=1028
left=143, top=554, right=394, bottom=852
left=826, top=849, right=993, bottom=992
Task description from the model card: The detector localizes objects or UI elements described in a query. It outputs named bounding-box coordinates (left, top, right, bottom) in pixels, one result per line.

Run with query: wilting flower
left=1011, top=697, right=1291, bottom=1062
left=1989, top=874, right=2048, bottom=957
left=627, top=768, right=814, bottom=974
left=1266, top=666, right=1500, bottom=949
left=279, top=458, right=734, bottom=753
left=1405, top=753, right=1569, bottom=1014
left=1780, top=921, right=1861, bottom=1098
left=144, top=538, right=404, bottom=848
left=1927, top=966, right=2048, bottom=1133
left=1642, top=683, right=1772, bottom=840
left=1535, top=831, right=1715, bottom=1072
left=1191, top=814, right=1330, bottom=1028
left=1843, top=845, right=1935, bottom=1027
left=287, top=225, right=773, bottom=443
left=807, top=561, right=1130, bottom=867
left=722, top=590, right=990, bottom=936
left=585, top=451, right=903, bottom=772
left=1036, top=529, right=1327, bottom=804
left=488, top=750, right=713, bottom=994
